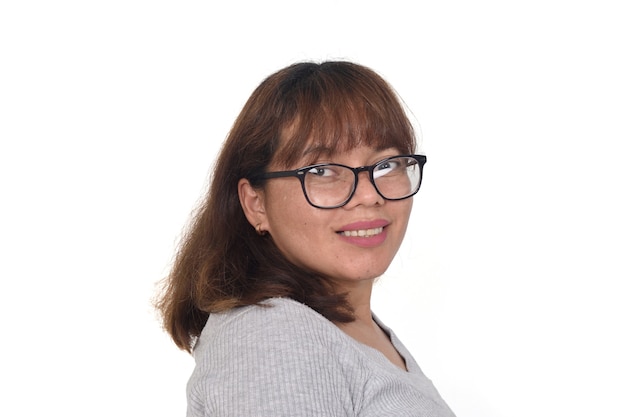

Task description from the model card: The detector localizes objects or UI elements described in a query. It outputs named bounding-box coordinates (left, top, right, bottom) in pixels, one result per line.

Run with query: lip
left=338, top=219, right=390, bottom=232
left=336, top=219, right=390, bottom=248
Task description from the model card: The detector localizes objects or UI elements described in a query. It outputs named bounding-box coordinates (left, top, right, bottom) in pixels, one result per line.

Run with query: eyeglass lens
left=303, top=156, right=421, bottom=208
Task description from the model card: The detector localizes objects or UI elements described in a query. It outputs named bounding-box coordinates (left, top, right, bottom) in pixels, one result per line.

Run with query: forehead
left=272, top=107, right=414, bottom=168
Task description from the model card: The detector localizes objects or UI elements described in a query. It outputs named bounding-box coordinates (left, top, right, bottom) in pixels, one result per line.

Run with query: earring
left=255, top=223, right=267, bottom=236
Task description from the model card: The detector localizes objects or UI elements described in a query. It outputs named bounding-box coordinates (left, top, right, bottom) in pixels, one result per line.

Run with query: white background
left=1, top=1, right=625, bottom=416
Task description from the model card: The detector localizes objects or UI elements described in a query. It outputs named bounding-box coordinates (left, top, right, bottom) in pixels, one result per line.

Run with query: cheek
left=401, top=198, right=413, bottom=220
left=392, top=201, right=413, bottom=239
left=264, top=183, right=315, bottom=235
left=267, top=212, right=324, bottom=269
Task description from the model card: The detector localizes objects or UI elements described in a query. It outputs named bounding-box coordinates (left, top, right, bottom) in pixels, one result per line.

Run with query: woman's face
left=258, top=145, right=413, bottom=287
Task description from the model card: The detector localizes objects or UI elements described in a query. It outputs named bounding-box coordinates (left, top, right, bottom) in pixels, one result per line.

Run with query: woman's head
left=227, top=61, right=416, bottom=179
left=157, top=61, right=419, bottom=351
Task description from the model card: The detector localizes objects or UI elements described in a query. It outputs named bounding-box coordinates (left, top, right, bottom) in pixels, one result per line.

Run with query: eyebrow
left=302, top=144, right=334, bottom=156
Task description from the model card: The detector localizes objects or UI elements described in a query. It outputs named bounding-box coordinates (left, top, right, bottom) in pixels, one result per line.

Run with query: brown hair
left=156, top=61, right=417, bottom=352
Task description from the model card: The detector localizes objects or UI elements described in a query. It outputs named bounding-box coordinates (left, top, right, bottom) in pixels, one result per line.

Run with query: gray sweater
left=187, top=297, right=455, bottom=417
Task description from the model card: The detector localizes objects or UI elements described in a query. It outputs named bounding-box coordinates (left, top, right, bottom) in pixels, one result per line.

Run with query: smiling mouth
left=339, top=227, right=384, bottom=237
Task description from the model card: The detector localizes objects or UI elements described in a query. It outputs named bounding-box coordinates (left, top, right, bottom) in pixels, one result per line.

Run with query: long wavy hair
left=156, top=61, right=417, bottom=352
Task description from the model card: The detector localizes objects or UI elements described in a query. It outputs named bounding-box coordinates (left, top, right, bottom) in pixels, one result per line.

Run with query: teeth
left=340, top=227, right=383, bottom=237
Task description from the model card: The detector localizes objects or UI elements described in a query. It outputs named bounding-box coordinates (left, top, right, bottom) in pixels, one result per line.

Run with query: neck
left=335, top=279, right=375, bottom=325
left=331, top=279, right=408, bottom=371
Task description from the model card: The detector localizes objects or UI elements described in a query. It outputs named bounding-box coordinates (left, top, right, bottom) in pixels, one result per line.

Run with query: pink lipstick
left=337, top=220, right=389, bottom=247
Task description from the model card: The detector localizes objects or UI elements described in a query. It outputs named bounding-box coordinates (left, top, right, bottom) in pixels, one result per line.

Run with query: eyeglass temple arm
left=250, top=169, right=303, bottom=181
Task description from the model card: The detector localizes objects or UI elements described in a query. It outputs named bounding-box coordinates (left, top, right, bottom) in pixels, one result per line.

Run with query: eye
left=308, top=165, right=339, bottom=177
left=373, top=160, right=402, bottom=179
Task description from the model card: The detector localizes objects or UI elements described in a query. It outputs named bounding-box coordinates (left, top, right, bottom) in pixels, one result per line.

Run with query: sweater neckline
left=277, top=297, right=415, bottom=374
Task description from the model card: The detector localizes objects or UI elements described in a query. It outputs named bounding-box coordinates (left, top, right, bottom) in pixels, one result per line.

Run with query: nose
left=344, top=171, right=384, bottom=208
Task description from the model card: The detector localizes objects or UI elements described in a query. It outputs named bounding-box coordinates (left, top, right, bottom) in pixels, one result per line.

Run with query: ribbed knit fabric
left=187, top=298, right=455, bottom=417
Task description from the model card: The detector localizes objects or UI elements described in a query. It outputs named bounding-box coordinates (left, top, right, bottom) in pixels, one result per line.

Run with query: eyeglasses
left=251, top=154, right=426, bottom=209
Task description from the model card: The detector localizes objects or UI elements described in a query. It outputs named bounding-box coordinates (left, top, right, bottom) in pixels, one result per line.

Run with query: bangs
left=270, top=62, right=416, bottom=168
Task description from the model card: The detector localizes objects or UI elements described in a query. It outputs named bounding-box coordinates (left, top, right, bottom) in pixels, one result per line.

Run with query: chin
left=344, top=264, right=392, bottom=282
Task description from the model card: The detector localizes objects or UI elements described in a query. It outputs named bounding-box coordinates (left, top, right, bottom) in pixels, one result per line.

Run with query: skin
left=239, top=145, right=413, bottom=370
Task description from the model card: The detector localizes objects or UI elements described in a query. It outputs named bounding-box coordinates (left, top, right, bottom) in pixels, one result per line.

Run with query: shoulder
left=197, top=297, right=339, bottom=350
left=187, top=298, right=359, bottom=416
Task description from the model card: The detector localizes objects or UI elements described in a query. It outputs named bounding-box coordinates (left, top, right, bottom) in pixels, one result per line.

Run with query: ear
left=238, top=178, right=268, bottom=231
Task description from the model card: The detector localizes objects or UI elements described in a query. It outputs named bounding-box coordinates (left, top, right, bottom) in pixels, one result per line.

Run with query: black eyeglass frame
left=249, top=154, right=427, bottom=209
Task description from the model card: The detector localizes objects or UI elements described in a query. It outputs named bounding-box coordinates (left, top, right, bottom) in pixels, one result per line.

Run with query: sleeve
left=187, top=302, right=358, bottom=417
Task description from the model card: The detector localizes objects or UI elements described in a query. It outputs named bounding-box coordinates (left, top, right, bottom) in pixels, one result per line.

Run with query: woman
left=157, top=61, right=455, bottom=416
